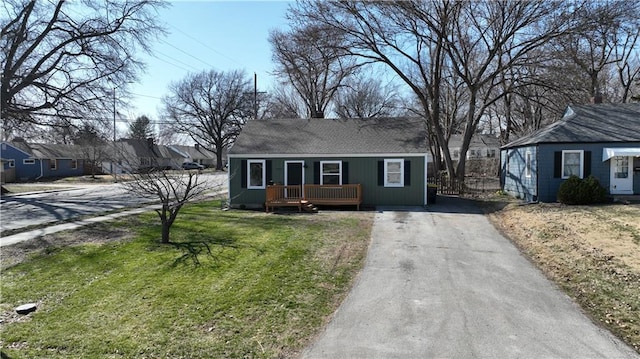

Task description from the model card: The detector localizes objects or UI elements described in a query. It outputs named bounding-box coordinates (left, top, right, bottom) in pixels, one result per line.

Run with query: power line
left=160, top=39, right=218, bottom=70
left=131, top=92, right=164, bottom=100
left=152, top=51, right=197, bottom=72
left=169, top=24, right=244, bottom=66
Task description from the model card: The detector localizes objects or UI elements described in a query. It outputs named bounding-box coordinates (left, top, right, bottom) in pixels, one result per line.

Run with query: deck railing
left=265, top=184, right=362, bottom=211
left=266, top=184, right=303, bottom=202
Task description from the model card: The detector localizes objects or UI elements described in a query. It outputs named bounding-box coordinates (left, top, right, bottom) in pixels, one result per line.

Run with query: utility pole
left=113, top=86, right=118, bottom=183
left=254, top=73, right=258, bottom=119
left=253, top=73, right=266, bottom=119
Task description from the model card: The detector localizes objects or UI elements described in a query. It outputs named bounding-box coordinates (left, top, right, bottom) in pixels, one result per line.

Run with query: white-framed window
left=23, top=159, right=35, bottom=165
left=384, top=159, right=404, bottom=187
left=71, top=159, right=78, bottom=169
left=320, top=161, right=342, bottom=185
left=247, top=159, right=266, bottom=189
left=562, top=150, right=583, bottom=178
left=525, top=151, right=532, bottom=178
left=50, top=159, right=57, bottom=170
left=487, top=149, right=496, bottom=158
left=8, top=159, right=15, bottom=168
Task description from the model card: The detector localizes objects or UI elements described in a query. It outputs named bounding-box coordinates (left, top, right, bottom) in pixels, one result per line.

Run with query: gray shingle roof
left=449, top=133, right=501, bottom=148
left=503, top=103, right=640, bottom=148
left=8, top=141, right=82, bottom=159
left=229, top=117, right=429, bottom=156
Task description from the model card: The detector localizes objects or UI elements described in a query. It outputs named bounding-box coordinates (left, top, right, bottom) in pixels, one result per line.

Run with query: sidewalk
left=0, top=190, right=227, bottom=247
left=0, top=205, right=156, bottom=247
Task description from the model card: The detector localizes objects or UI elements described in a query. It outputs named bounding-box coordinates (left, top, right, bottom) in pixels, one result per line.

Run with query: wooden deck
left=265, top=184, right=362, bottom=212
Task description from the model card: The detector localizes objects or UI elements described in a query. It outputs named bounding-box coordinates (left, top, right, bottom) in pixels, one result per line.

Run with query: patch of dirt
left=0, top=222, right=134, bottom=270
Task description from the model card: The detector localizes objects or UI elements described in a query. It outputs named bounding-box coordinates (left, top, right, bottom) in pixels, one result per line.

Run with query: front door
left=610, top=156, right=633, bottom=194
left=285, top=161, right=304, bottom=198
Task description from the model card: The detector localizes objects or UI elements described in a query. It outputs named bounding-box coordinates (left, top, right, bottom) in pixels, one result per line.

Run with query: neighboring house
left=1, top=140, right=84, bottom=182
left=227, top=117, right=431, bottom=209
left=449, top=133, right=501, bottom=161
left=448, top=133, right=501, bottom=176
left=501, top=103, right=640, bottom=202
left=168, top=144, right=220, bottom=168
left=109, top=138, right=187, bottom=173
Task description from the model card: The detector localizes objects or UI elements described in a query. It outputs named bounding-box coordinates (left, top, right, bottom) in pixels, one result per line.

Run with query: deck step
left=302, top=202, right=318, bottom=213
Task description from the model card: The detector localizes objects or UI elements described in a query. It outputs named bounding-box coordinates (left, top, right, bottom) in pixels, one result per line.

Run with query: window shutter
left=584, top=151, right=591, bottom=177
left=342, top=162, right=349, bottom=184
left=241, top=160, right=247, bottom=188
left=266, top=160, right=272, bottom=184
left=553, top=152, right=562, bottom=178
left=314, top=161, right=320, bottom=184
left=404, top=160, right=411, bottom=186
left=378, top=160, right=384, bottom=186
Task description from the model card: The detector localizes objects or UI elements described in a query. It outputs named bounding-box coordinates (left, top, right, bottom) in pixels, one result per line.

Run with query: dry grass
left=488, top=201, right=640, bottom=353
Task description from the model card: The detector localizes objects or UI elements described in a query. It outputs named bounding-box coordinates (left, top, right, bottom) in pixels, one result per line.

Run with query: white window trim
left=384, top=158, right=404, bottom=187
left=320, top=160, right=342, bottom=185
left=50, top=159, right=57, bottom=170
left=8, top=159, right=15, bottom=168
left=23, top=158, right=35, bottom=165
left=71, top=159, right=78, bottom=169
left=561, top=150, right=584, bottom=179
left=247, top=159, right=266, bottom=189
left=525, top=151, right=532, bottom=178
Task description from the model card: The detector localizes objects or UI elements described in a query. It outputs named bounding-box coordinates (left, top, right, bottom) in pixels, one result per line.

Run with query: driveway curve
left=303, top=197, right=638, bottom=358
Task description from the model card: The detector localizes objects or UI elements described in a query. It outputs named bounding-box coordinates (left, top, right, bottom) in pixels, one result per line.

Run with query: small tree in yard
left=122, top=169, right=210, bottom=243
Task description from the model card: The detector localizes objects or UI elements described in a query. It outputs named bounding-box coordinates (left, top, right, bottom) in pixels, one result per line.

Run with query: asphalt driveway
left=303, top=197, right=639, bottom=358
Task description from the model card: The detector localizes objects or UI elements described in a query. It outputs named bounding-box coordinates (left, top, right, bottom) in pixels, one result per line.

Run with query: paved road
left=0, top=184, right=143, bottom=232
left=303, top=197, right=639, bottom=358
left=0, top=172, right=228, bottom=234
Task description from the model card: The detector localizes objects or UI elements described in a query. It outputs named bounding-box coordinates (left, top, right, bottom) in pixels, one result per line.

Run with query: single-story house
left=449, top=133, right=501, bottom=160
left=501, top=103, right=640, bottom=202
left=227, top=117, right=432, bottom=209
left=108, top=138, right=186, bottom=173
left=448, top=133, right=501, bottom=176
left=1, top=140, right=85, bottom=182
left=168, top=144, right=220, bottom=168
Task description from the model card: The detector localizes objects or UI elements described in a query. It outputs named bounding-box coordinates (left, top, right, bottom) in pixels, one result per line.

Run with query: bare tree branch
left=162, top=69, right=253, bottom=170
left=1, top=0, right=167, bottom=131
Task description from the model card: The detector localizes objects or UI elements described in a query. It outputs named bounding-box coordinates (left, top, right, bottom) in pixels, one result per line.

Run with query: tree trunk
left=216, top=150, right=223, bottom=171
left=161, top=221, right=171, bottom=244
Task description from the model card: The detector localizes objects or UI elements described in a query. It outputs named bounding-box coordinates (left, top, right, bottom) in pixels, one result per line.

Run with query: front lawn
left=0, top=202, right=373, bottom=358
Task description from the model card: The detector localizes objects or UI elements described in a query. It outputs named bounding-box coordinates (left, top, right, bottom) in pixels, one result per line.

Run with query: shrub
left=557, top=175, right=608, bottom=205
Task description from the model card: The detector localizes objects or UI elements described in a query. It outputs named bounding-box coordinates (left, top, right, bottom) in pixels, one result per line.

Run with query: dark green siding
left=228, top=156, right=427, bottom=208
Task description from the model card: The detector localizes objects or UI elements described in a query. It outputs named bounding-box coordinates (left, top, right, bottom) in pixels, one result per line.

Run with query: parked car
left=181, top=162, right=205, bottom=170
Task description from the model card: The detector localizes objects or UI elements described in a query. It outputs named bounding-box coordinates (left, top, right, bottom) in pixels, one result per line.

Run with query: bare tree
left=269, top=24, right=359, bottom=118
left=73, top=123, right=107, bottom=178
left=334, top=75, right=401, bottom=118
left=291, top=1, right=575, bottom=183
left=261, top=85, right=305, bottom=119
left=128, top=115, right=155, bottom=140
left=553, top=1, right=640, bottom=102
left=1, top=0, right=166, bottom=132
left=121, top=169, right=210, bottom=244
left=162, top=69, right=253, bottom=170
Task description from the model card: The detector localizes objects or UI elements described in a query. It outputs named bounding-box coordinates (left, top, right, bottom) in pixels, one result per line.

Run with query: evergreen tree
left=128, top=115, right=154, bottom=140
